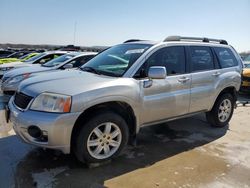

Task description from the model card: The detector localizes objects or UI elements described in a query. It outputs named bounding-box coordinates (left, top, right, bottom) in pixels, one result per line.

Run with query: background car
left=243, top=54, right=250, bottom=64
left=241, top=63, right=250, bottom=92
left=0, top=51, right=67, bottom=79
left=4, top=51, right=30, bottom=59
left=1, top=52, right=97, bottom=96
left=0, top=50, right=14, bottom=58
left=0, top=52, right=38, bottom=64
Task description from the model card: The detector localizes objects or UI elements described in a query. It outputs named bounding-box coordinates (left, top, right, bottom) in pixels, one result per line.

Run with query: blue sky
left=0, top=0, right=249, bottom=52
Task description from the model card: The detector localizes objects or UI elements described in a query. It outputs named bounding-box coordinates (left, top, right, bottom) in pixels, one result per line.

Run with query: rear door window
left=190, top=46, right=214, bottom=72
left=214, top=47, right=238, bottom=68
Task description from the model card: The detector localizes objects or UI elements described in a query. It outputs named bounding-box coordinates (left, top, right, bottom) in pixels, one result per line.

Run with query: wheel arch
left=210, top=86, right=238, bottom=110
left=70, top=101, right=137, bottom=152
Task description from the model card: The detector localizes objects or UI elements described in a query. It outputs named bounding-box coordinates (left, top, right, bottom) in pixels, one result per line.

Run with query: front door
left=136, top=46, right=191, bottom=125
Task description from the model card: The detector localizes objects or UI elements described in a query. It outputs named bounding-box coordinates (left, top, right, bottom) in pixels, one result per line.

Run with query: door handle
left=178, top=77, right=190, bottom=83
left=212, top=71, right=221, bottom=76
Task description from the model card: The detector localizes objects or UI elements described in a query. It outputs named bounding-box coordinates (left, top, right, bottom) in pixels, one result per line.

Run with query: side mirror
left=148, top=66, right=167, bottom=79
left=63, top=64, right=73, bottom=69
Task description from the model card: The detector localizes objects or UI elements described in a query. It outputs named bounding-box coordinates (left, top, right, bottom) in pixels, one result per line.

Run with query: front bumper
left=0, top=71, right=4, bottom=79
left=0, top=70, right=8, bottom=79
left=8, top=97, right=81, bottom=154
left=1, top=80, right=18, bottom=95
left=0, top=81, right=15, bottom=101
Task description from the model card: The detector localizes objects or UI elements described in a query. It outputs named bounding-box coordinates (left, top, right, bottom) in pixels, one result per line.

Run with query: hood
left=4, top=65, right=51, bottom=78
left=19, top=69, right=119, bottom=97
left=0, top=61, right=23, bottom=68
left=12, top=63, right=34, bottom=68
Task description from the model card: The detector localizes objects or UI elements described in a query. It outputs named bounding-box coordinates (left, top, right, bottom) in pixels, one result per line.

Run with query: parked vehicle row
left=1, top=36, right=244, bottom=164
left=0, top=52, right=38, bottom=64
left=0, top=50, right=15, bottom=58
left=0, top=51, right=68, bottom=79
left=1, top=52, right=97, bottom=95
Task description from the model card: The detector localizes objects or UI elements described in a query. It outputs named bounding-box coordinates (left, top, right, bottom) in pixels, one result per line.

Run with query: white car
left=1, top=52, right=97, bottom=96
left=0, top=51, right=67, bottom=79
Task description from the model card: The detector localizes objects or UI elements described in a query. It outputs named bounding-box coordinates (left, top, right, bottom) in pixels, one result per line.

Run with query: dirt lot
left=0, top=93, right=250, bottom=188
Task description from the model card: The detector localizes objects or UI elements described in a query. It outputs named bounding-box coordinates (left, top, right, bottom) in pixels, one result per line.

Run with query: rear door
left=188, top=46, right=221, bottom=113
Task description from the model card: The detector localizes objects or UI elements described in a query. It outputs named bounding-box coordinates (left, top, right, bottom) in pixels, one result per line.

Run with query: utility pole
left=73, top=21, right=77, bottom=45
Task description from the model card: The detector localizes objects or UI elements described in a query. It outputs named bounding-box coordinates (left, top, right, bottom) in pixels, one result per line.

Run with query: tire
left=74, top=112, right=129, bottom=164
left=206, top=93, right=235, bottom=127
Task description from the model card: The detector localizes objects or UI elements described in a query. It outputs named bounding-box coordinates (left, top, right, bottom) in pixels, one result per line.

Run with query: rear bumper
left=240, top=86, right=250, bottom=93
left=240, top=79, right=250, bottom=92
left=241, top=80, right=250, bottom=87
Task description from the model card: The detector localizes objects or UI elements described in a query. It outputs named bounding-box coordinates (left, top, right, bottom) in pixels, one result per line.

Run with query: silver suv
left=7, top=36, right=243, bottom=164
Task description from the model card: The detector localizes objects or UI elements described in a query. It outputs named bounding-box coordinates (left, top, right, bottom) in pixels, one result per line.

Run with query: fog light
left=28, top=126, right=42, bottom=139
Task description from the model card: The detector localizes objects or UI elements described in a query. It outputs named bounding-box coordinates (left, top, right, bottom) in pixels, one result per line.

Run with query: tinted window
left=69, top=55, right=95, bottom=67
left=214, top=47, right=238, bottom=68
left=190, top=46, right=214, bottom=72
left=141, top=46, right=186, bottom=77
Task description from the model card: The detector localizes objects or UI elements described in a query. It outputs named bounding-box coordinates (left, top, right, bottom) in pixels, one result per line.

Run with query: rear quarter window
left=214, top=47, right=238, bottom=68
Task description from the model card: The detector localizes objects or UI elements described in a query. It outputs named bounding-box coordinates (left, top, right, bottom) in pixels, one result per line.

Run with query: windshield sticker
left=125, top=49, right=145, bottom=54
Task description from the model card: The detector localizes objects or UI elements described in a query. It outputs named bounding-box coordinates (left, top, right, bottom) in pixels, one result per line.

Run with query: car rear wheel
left=74, top=112, right=129, bottom=164
left=206, top=93, right=235, bottom=127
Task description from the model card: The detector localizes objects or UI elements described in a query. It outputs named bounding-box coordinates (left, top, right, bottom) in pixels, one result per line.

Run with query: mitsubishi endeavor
left=7, top=36, right=243, bottom=164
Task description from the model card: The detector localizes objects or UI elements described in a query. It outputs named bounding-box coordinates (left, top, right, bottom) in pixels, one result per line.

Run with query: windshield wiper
left=80, top=66, right=101, bottom=75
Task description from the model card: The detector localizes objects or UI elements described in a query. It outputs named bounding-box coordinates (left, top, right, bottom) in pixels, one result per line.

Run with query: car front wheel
left=74, top=112, right=129, bottom=164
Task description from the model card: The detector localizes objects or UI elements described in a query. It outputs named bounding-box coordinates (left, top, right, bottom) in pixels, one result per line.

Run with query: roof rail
left=164, top=36, right=228, bottom=45
left=123, top=39, right=142, bottom=43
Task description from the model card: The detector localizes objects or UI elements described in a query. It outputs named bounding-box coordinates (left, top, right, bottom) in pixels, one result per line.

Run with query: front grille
left=3, top=91, right=15, bottom=96
left=14, top=92, right=33, bottom=109
left=242, top=76, right=250, bottom=82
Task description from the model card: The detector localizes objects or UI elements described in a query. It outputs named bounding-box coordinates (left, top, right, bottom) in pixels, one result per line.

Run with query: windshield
left=42, top=54, right=75, bottom=67
left=80, top=43, right=152, bottom=77
left=19, top=53, right=30, bottom=59
left=23, top=53, right=45, bottom=63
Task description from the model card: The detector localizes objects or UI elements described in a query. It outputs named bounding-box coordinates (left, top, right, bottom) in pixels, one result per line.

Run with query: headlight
left=6, top=73, right=31, bottom=84
left=30, top=93, right=71, bottom=113
left=0, top=67, right=14, bottom=71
